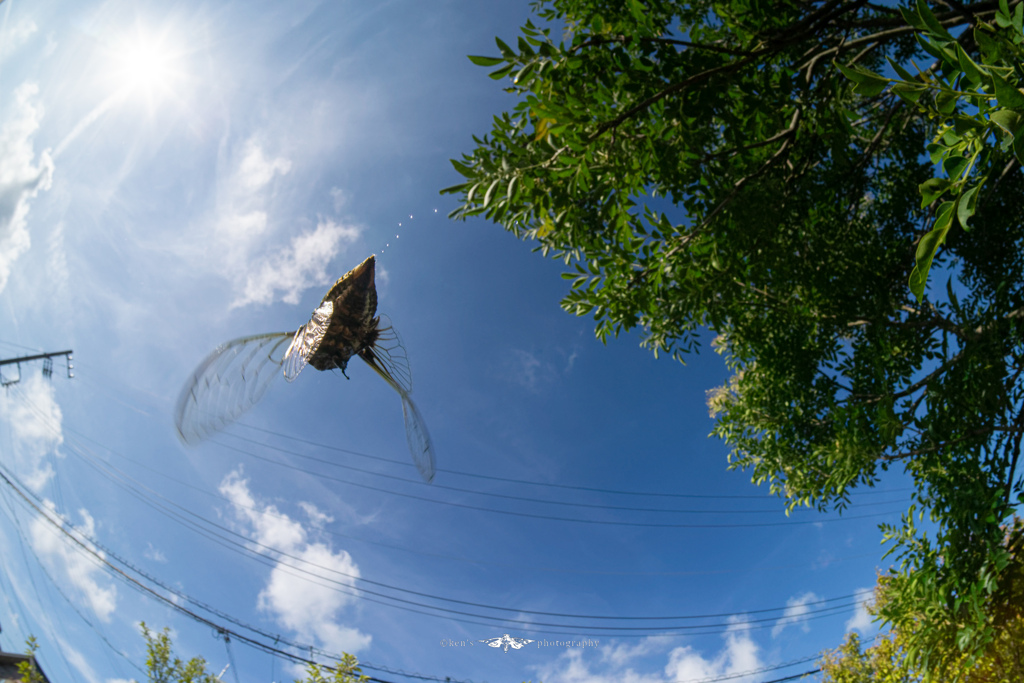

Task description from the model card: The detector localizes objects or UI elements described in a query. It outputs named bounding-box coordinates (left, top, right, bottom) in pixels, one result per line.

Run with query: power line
left=60, top=364, right=910, bottom=504
left=220, top=430, right=910, bottom=515
left=235, top=420, right=910, bottom=500
left=0, top=444, right=837, bottom=683
left=211, top=437, right=908, bottom=529
left=6, top=382, right=879, bottom=634
left=23, top=433, right=871, bottom=630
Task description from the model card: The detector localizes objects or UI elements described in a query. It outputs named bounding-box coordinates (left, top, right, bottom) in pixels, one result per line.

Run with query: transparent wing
left=174, top=332, right=292, bottom=445
left=400, top=394, right=436, bottom=484
left=357, top=317, right=435, bottom=483
left=283, top=300, right=334, bottom=382
left=359, top=316, right=412, bottom=394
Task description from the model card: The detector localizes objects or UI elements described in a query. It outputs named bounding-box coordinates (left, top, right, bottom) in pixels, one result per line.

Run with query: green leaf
left=495, top=37, right=515, bottom=58
left=992, top=71, right=1024, bottom=109
left=899, top=4, right=928, bottom=32
left=942, top=155, right=968, bottom=180
left=450, top=159, right=476, bottom=177
left=916, top=34, right=958, bottom=69
left=975, top=27, right=1002, bottom=63
left=957, top=182, right=983, bottom=231
left=886, top=56, right=920, bottom=83
left=892, top=82, right=927, bottom=104
left=439, top=182, right=469, bottom=195
left=935, top=89, right=959, bottom=115
left=1014, top=133, right=1024, bottom=165
left=489, top=64, right=516, bottom=80
left=953, top=116, right=985, bottom=136
left=915, top=0, right=954, bottom=41
left=919, top=177, right=952, bottom=207
left=990, top=109, right=1024, bottom=137
left=468, top=55, right=505, bottom=67
left=955, top=44, right=987, bottom=86
left=834, top=62, right=889, bottom=96
left=909, top=201, right=956, bottom=301
left=627, top=0, right=647, bottom=26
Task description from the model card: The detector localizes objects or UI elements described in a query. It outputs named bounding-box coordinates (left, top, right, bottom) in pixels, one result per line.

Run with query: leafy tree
left=140, top=623, right=219, bottom=683
left=138, top=623, right=367, bottom=683
left=444, top=0, right=1024, bottom=673
left=294, top=655, right=368, bottom=683
left=821, top=519, right=1024, bottom=682
left=17, top=636, right=45, bottom=683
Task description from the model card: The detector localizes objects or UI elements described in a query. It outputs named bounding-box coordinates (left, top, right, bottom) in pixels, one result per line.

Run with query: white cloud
left=0, top=83, right=54, bottom=295
left=0, top=18, right=38, bottom=59
left=771, top=591, right=820, bottom=638
left=845, top=587, right=875, bottom=634
left=534, top=623, right=762, bottom=683
left=238, top=141, right=292, bottom=191
left=30, top=503, right=118, bottom=621
left=0, top=373, right=63, bottom=492
left=219, top=469, right=371, bottom=655
left=600, top=636, right=672, bottom=668
left=231, top=218, right=359, bottom=308
left=665, top=619, right=761, bottom=682
left=330, top=186, right=347, bottom=213
left=507, top=349, right=548, bottom=392
left=144, top=542, right=167, bottom=563
left=204, top=138, right=362, bottom=308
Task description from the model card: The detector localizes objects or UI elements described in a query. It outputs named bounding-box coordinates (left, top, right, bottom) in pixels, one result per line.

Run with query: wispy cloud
left=0, top=17, right=38, bottom=60
left=0, top=373, right=63, bottom=492
left=219, top=469, right=371, bottom=655
left=665, top=619, right=762, bottom=682
left=534, top=622, right=762, bottom=683
left=508, top=349, right=545, bottom=392
left=232, top=218, right=359, bottom=307
left=771, top=591, right=821, bottom=638
left=0, top=83, right=54, bottom=295
left=207, top=138, right=361, bottom=307
left=29, top=503, right=118, bottom=622
left=144, top=542, right=167, bottom=563
left=845, top=587, right=875, bottom=634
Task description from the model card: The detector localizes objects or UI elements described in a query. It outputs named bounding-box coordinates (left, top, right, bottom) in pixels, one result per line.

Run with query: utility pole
left=0, top=350, right=73, bottom=387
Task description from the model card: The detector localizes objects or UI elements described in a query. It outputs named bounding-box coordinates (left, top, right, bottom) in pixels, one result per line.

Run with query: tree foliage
left=18, top=637, right=45, bottom=683
left=138, top=623, right=368, bottom=683
left=445, top=0, right=1024, bottom=673
left=821, top=519, right=1024, bottom=681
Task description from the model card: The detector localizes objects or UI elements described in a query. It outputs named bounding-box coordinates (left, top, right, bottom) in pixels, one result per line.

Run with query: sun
left=104, top=24, right=186, bottom=107
left=117, top=40, right=175, bottom=88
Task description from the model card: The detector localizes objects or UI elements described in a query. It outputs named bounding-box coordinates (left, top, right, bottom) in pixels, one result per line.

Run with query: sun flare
left=117, top=41, right=174, bottom=88
left=104, top=26, right=186, bottom=106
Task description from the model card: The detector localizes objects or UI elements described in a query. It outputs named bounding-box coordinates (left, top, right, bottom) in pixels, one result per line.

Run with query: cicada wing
left=359, top=316, right=413, bottom=394
left=174, top=332, right=292, bottom=445
left=401, top=394, right=436, bottom=484
left=357, top=318, right=435, bottom=483
left=283, top=300, right=333, bottom=382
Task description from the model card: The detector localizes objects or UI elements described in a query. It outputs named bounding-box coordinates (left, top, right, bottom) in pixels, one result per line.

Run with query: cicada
left=174, top=255, right=435, bottom=483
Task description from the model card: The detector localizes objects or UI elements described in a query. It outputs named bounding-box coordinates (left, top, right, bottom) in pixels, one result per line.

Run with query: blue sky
left=0, top=1, right=914, bottom=682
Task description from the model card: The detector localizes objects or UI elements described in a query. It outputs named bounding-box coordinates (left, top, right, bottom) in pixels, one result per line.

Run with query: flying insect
left=174, top=255, right=435, bottom=483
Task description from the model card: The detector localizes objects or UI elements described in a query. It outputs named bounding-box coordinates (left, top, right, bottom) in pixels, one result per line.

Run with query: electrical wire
left=211, top=436, right=909, bottom=529
left=61, top=364, right=911, bottom=503
left=21, top=433, right=871, bottom=629
left=65, top=420, right=887, bottom=577
left=220, top=429, right=911, bottom=514
left=1, top=457, right=865, bottom=637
